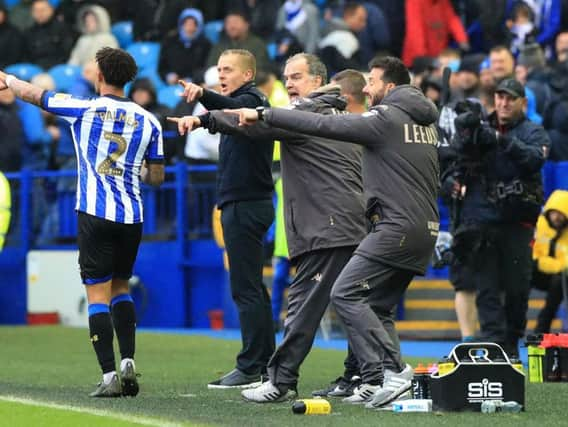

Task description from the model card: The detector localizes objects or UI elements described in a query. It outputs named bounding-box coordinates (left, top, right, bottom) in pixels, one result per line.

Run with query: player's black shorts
left=77, top=212, right=142, bottom=285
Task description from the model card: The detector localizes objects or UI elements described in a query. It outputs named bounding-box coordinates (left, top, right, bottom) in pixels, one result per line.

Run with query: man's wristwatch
left=256, top=106, right=265, bottom=121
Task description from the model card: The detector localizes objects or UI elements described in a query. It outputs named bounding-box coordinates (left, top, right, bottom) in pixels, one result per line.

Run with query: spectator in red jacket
left=402, top=0, right=469, bottom=68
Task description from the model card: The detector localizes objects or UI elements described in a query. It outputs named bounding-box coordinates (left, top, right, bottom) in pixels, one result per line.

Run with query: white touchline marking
left=0, top=395, right=185, bottom=427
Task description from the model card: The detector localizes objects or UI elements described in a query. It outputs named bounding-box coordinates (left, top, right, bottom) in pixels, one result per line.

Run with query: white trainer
left=365, top=363, right=414, bottom=409
left=241, top=381, right=297, bottom=403
left=342, top=383, right=381, bottom=404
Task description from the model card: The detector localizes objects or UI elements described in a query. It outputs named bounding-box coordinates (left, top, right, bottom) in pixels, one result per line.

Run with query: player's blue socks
left=111, top=294, right=136, bottom=360
left=88, top=304, right=116, bottom=374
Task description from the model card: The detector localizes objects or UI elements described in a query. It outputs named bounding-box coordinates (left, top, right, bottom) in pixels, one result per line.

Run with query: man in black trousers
left=172, top=49, right=274, bottom=388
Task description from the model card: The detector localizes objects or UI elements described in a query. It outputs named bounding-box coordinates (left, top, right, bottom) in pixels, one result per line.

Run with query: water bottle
left=392, top=399, right=432, bottom=412
left=411, top=363, right=430, bottom=399
left=480, top=400, right=522, bottom=413
left=526, top=334, right=545, bottom=383
left=292, top=398, right=331, bottom=415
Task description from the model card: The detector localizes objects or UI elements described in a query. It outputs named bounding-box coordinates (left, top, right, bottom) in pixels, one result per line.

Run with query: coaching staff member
left=171, top=54, right=368, bottom=402
left=173, top=49, right=274, bottom=389
left=226, top=56, right=440, bottom=407
left=1, top=47, right=165, bottom=397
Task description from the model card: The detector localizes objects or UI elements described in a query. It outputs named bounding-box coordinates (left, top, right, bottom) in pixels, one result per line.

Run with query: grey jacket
left=264, top=85, right=440, bottom=274
left=206, top=85, right=366, bottom=259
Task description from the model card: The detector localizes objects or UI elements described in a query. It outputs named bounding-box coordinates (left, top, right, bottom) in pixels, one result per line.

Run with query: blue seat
left=554, top=161, right=568, bottom=191
left=112, top=21, right=134, bottom=49
left=158, top=85, right=184, bottom=109
left=204, top=20, right=223, bottom=44
left=48, top=64, right=82, bottom=92
left=127, top=42, right=160, bottom=71
left=5, top=0, right=21, bottom=8
left=267, top=42, right=278, bottom=60
left=5, top=63, right=43, bottom=81
left=136, top=68, right=166, bottom=91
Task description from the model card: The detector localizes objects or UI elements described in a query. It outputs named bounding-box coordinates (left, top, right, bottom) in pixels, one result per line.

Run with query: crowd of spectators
left=2, top=0, right=568, bottom=240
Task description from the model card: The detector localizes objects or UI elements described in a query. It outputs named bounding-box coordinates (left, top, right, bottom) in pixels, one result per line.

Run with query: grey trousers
left=330, top=254, right=415, bottom=385
left=267, top=246, right=356, bottom=388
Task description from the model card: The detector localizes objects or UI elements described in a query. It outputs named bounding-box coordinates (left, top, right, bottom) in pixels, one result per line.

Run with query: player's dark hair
left=368, top=56, right=410, bottom=86
left=95, top=47, right=138, bottom=88
left=332, top=69, right=366, bottom=105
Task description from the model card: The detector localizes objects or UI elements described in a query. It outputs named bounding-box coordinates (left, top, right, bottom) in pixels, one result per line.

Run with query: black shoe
left=121, top=361, right=140, bottom=397
left=89, top=374, right=122, bottom=398
left=312, top=375, right=361, bottom=397
left=207, top=368, right=262, bottom=389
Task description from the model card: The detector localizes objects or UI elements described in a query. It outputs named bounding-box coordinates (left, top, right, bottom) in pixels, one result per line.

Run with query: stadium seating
left=136, top=67, right=166, bottom=92
left=48, top=64, right=82, bottom=92
left=204, top=20, right=224, bottom=44
left=5, top=63, right=43, bottom=81
left=4, top=0, right=20, bottom=8
left=158, top=85, right=184, bottom=109
left=127, top=42, right=160, bottom=71
left=112, top=21, right=134, bottom=49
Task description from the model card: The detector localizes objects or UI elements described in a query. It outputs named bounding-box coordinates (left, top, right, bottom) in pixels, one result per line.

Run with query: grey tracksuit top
left=263, top=84, right=440, bottom=274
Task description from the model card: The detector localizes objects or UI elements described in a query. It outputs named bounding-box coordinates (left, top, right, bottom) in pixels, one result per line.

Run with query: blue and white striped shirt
left=41, top=92, right=164, bottom=224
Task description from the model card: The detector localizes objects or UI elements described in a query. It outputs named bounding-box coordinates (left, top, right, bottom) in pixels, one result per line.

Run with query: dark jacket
left=158, top=8, right=211, bottom=83
left=543, top=96, right=568, bottom=161
left=207, top=85, right=366, bottom=259
left=23, top=15, right=74, bottom=69
left=264, top=85, right=440, bottom=274
left=0, top=4, right=24, bottom=68
left=200, top=81, right=273, bottom=208
left=443, top=112, right=548, bottom=226
left=0, top=100, right=24, bottom=172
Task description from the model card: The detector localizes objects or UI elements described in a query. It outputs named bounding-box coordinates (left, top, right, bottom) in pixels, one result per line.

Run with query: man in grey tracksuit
left=227, top=56, right=440, bottom=408
left=174, top=54, right=368, bottom=402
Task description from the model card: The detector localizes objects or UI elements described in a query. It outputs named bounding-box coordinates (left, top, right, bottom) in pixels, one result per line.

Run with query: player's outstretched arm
left=0, top=70, right=44, bottom=106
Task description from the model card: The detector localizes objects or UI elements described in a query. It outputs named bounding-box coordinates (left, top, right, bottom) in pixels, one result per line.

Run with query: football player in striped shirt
left=0, top=47, right=165, bottom=397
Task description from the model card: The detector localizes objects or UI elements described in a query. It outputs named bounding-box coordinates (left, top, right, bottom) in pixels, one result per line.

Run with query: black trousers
left=221, top=199, right=275, bottom=375
left=267, top=246, right=356, bottom=387
left=472, top=224, right=533, bottom=355
left=533, top=270, right=565, bottom=333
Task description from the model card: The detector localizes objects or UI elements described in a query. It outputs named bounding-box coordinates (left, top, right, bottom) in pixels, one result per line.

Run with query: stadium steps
left=397, top=279, right=562, bottom=340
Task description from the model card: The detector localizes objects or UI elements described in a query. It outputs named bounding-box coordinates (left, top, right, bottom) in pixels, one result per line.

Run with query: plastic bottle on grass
left=292, top=398, right=331, bottom=415
left=480, top=400, right=522, bottom=413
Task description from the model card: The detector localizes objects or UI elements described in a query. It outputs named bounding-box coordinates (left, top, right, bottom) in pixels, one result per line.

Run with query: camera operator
left=442, top=78, right=549, bottom=358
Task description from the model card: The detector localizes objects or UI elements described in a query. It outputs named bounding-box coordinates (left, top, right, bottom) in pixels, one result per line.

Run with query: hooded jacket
left=533, top=190, right=568, bottom=274
left=206, top=85, right=366, bottom=259
left=158, top=8, right=211, bottom=83
left=68, top=5, right=118, bottom=67
left=264, top=85, right=440, bottom=274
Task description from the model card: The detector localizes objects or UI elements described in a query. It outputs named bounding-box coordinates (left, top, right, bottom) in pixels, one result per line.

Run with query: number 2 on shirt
left=97, top=131, right=127, bottom=177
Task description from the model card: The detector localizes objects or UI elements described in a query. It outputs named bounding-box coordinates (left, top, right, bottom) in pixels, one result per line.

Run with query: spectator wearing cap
left=410, top=56, right=438, bottom=88
left=402, top=0, right=469, bottom=68
left=206, top=9, right=270, bottom=71
left=443, top=77, right=549, bottom=357
left=158, top=8, right=212, bottom=86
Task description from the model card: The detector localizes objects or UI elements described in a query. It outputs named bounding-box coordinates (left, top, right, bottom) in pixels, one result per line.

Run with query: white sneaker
left=342, top=383, right=381, bottom=404
left=365, top=364, right=414, bottom=409
left=241, top=381, right=297, bottom=403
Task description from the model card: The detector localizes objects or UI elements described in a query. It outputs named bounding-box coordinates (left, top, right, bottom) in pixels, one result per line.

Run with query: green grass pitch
left=0, top=326, right=566, bottom=426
